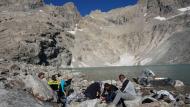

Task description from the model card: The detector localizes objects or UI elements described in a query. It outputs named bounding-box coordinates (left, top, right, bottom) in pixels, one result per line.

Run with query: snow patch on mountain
left=112, top=54, right=136, bottom=66
left=154, top=16, right=167, bottom=21
left=178, top=6, right=190, bottom=12
left=67, top=30, right=76, bottom=35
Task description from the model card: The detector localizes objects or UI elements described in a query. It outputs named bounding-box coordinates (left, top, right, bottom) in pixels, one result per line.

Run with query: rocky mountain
left=71, top=0, right=190, bottom=67
left=0, top=0, right=81, bottom=67
left=0, top=0, right=190, bottom=68
left=0, top=0, right=190, bottom=107
left=0, top=0, right=44, bottom=11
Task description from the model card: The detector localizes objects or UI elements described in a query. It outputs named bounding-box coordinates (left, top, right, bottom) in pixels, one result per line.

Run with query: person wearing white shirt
left=112, top=74, right=136, bottom=106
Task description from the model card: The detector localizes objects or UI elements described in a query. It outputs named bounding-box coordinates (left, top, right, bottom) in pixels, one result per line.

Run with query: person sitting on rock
left=138, top=68, right=156, bottom=86
left=84, top=82, right=102, bottom=99
left=58, top=78, right=72, bottom=98
left=38, top=72, right=49, bottom=84
left=101, top=83, right=126, bottom=107
left=48, top=74, right=73, bottom=107
left=101, top=83, right=118, bottom=103
left=111, top=74, right=136, bottom=106
left=57, top=78, right=72, bottom=107
left=38, top=72, right=45, bottom=80
left=48, top=75, right=60, bottom=91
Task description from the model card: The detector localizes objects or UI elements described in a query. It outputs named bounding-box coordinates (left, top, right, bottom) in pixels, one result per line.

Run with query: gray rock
left=24, top=75, right=54, bottom=101
left=0, top=0, right=43, bottom=11
left=185, top=94, right=190, bottom=104
left=124, top=96, right=142, bottom=107
left=0, top=81, right=5, bottom=88
left=0, top=89, right=53, bottom=107
left=173, top=80, right=184, bottom=87
left=0, top=1, right=81, bottom=67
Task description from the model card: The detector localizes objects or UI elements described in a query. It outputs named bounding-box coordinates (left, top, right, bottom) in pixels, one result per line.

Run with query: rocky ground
left=0, top=60, right=190, bottom=107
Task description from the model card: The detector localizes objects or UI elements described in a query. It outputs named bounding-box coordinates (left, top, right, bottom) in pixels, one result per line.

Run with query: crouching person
left=84, top=82, right=102, bottom=99
left=48, top=75, right=72, bottom=107
left=138, top=68, right=155, bottom=86
left=112, top=74, right=136, bottom=106
left=101, top=83, right=118, bottom=103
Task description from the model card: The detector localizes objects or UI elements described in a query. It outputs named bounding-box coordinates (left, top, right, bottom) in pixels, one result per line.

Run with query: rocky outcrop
left=71, top=0, right=190, bottom=67
left=0, top=89, right=53, bottom=107
left=0, top=0, right=190, bottom=67
left=0, top=61, right=56, bottom=107
left=0, top=1, right=81, bottom=67
left=0, top=0, right=44, bottom=11
left=24, top=75, right=54, bottom=101
left=0, top=60, right=88, bottom=107
left=139, top=0, right=190, bottom=16
left=1, top=60, right=190, bottom=107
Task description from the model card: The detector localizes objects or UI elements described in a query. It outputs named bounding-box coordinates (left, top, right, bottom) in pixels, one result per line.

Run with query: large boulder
left=124, top=96, right=142, bottom=107
left=24, top=75, right=54, bottom=101
left=0, top=89, right=53, bottom=107
left=0, top=0, right=44, bottom=11
left=173, top=80, right=184, bottom=87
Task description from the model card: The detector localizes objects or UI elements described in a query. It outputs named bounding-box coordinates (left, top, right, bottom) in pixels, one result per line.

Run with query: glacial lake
left=63, top=64, right=190, bottom=85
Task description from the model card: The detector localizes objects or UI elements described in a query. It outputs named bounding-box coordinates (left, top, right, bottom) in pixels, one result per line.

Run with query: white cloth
left=156, top=90, right=176, bottom=101
left=113, top=91, right=135, bottom=105
left=123, top=81, right=136, bottom=96
left=67, top=92, right=86, bottom=104
left=67, top=92, right=77, bottom=104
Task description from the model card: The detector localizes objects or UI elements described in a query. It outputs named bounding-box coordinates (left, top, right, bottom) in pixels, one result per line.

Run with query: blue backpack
left=60, top=80, right=65, bottom=93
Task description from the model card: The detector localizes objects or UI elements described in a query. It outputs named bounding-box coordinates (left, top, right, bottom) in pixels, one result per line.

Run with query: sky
left=44, top=0, right=138, bottom=16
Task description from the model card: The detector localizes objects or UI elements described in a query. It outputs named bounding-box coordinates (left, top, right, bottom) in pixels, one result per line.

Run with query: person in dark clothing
left=101, top=83, right=126, bottom=107
left=101, top=83, right=118, bottom=103
left=57, top=79, right=73, bottom=107
left=48, top=74, right=73, bottom=107
left=84, top=82, right=101, bottom=99
left=48, top=75, right=59, bottom=91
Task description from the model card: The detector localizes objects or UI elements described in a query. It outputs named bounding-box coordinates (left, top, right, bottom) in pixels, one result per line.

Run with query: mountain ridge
left=70, top=0, right=190, bottom=67
left=0, top=0, right=190, bottom=67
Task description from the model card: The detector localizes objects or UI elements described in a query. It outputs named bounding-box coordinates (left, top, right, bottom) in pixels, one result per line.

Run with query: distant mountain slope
left=0, top=0, right=190, bottom=67
left=71, top=0, right=190, bottom=67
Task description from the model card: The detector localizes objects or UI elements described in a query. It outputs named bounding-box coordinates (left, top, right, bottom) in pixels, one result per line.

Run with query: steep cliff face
left=0, top=1, right=81, bottom=67
left=0, top=0, right=44, bottom=11
left=0, top=0, right=190, bottom=67
left=71, top=0, right=190, bottom=67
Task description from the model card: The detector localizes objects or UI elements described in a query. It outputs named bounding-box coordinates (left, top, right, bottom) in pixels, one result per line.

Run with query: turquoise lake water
left=63, top=64, right=190, bottom=85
